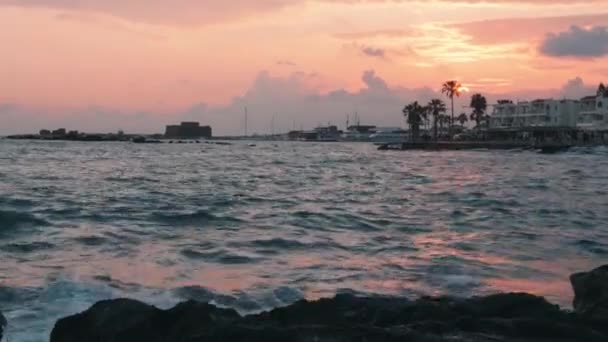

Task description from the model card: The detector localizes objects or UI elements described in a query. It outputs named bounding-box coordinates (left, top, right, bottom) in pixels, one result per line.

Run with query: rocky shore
left=4, top=265, right=608, bottom=341
left=0, top=310, right=5, bottom=341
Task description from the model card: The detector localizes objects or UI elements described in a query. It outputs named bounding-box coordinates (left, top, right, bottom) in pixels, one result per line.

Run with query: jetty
left=377, top=141, right=573, bottom=153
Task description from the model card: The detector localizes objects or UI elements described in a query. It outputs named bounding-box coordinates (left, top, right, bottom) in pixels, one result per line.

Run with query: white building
left=577, top=95, right=608, bottom=131
left=490, top=98, right=581, bottom=129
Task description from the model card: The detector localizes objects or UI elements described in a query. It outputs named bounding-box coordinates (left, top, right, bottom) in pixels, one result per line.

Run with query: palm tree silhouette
left=403, top=101, right=424, bottom=142
left=438, top=114, right=450, bottom=136
left=469, top=93, right=488, bottom=128
left=598, top=83, right=607, bottom=97
left=457, top=113, right=468, bottom=126
left=427, top=99, right=446, bottom=141
left=441, top=80, right=463, bottom=132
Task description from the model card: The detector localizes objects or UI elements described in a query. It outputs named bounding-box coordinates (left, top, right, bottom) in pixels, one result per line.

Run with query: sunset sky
left=1, top=0, right=608, bottom=134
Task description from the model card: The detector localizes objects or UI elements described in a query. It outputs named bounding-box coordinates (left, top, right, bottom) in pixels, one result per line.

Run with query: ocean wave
left=152, top=210, right=241, bottom=226
left=289, top=211, right=382, bottom=232
left=0, top=197, right=35, bottom=208
left=250, top=238, right=307, bottom=249
left=0, top=285, right=38, bottom=305
left=573, top=239, right=608, bottom=255
left=103, top=176, right=160, bottom=183
left=0, top=210, right=50, bottom=233
left=74, top=235, right=108, bottom=247
left=238, top=238, right=348, bottom=253
left=173, top=285, right=304, bottom=314
left=1, top=241, right=55, bottom=253
left=180, top=248, right=257, bottom=264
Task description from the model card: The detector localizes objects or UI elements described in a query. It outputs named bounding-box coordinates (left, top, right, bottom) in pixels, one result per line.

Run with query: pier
left=377, top=141, right=573, bottom=153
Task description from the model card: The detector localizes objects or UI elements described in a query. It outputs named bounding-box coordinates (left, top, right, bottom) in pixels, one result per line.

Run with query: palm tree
left=403, top=101, right=424, bottom=142
left=598, top=83, right=607, bottom=97
left=438, top=114, right=450, bottom=135
left=469, top=93, right=487, bottom=128
left=420, top=106, right=430, bottom=132
left=457, top=113, right=468, bottom=127
left=427, top=99, right=446, bottom=140
left=483, top=114, right=491, bottom=128
left=441, top=80, right=462, bottom=131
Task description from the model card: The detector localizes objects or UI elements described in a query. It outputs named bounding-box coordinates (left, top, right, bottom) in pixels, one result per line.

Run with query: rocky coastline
left=2, top=265, right=607, bottom=341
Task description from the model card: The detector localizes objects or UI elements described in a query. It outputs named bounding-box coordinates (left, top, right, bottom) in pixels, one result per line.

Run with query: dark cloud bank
left=540, top=25, right=608, bottom=58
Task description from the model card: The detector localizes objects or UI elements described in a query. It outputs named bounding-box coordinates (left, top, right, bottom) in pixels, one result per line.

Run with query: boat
left=295, top=126, right=341, bottom=142
left=369, top=127, right=409, bottom=144
left=131, top=136, right=162, bottom=144
left=342, top=125, right=376, bottom=141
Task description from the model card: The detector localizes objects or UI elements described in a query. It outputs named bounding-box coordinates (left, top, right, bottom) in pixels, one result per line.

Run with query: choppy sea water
left=1, top=140, right=607, bottom=341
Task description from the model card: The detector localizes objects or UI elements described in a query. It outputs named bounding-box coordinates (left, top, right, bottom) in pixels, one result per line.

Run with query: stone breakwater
left=4, top=265, right=593, bottom=342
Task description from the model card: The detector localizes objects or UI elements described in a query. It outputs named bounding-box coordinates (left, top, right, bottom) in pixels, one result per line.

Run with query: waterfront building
left=52, top=128, right=67, bottom=136
left=490, top=99, right=580, bottom=129
left=485, top=93, right=608, bottom=144
left=313, top=125, right=340, bottom=141
left=164, top=122, right=212, bottom=139
left=287, top=126, right=341, bottom=141
left=577, top=94, right=608, bottom=131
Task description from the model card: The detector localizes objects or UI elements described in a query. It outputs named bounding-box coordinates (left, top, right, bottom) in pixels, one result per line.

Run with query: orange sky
left=1, top=1, right=607, bottom=134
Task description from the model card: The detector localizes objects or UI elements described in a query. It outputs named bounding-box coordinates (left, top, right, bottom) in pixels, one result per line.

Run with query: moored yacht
left=369, top=127, right=409, bottom=143
left=342, top=125, right=377, bottom=141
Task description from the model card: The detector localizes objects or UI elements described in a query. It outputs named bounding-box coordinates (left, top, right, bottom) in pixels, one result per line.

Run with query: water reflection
left=1, top=141, right=607, bottom=340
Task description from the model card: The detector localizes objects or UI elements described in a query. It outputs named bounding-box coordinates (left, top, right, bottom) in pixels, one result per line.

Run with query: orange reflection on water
left=413, top=232, right=511, bottom=266
left=487, top=277, right=573, bottom=306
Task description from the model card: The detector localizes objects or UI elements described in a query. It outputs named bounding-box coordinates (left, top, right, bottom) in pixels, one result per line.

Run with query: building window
left=599, top=102, right=603, bottom=108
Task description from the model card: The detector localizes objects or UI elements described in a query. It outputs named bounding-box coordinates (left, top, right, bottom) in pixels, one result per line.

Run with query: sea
left=1, top=139, right=607, bottom=341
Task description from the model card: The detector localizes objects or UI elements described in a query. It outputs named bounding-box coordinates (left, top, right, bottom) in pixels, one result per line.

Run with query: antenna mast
left=244, top=107, right=248, bottom=137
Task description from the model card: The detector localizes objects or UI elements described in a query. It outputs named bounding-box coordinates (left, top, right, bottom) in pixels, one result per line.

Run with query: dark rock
left=50, top=299, right=160, bottom=342
left=49, top=266, right=608, bottom=342
left=50, top=299, right=240, bottom=342
left=0, top=310, right=5, bottom=341
left=51, top=292, right=608, bottom=342
left=571, top=264, right=608, bottom=320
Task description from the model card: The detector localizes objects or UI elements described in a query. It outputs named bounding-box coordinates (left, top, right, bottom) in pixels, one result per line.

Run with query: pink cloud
left=452, top=13, right=608, bottom=45
left=1, top=1, right=606, bottom=26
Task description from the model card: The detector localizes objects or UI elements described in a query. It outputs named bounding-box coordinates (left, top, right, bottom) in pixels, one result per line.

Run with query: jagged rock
left=0, top=310, right=6, bottom=341
left=571, top=264, right=608, bottom=321
left=50, top=292, right=608, bottom=342
left=50, top=299, right=240, bottom=342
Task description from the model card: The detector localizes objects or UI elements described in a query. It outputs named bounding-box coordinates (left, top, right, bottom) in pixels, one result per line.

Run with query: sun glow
left=458, top=86, right=470, bottom=93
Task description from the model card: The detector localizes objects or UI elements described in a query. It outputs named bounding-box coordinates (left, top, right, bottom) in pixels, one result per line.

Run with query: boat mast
left=244, top=107, right=248, bottom=137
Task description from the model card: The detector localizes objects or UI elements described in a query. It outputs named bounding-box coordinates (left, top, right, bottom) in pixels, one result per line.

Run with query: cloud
left=361, top=70, right=389, bottom=90
left=452, top=14, right=608, bottom=45
left=0, top=70, right=440, bottom=135
left=3, top=1, right=607, bottom=26
left=1, top=71, right=603, bottom=136
left=557, top=76, right=596, bottom=98
left=360, top=46, right=386, bottom=58
left=481, top=77, right=598, bottom=105
left=334, top=29, right=418, bottom=40
left=276, top=60, right=297, bottom=66
left=0, top=0, right=301, bottom=26
left=540, top=25, right=608, bottom=58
